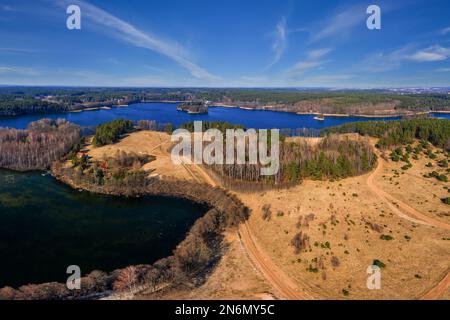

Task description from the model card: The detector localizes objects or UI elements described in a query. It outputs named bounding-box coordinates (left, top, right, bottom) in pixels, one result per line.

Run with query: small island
left=314, top=114, right=325, bottom=121
left=177, top=101, right=209, bottom=114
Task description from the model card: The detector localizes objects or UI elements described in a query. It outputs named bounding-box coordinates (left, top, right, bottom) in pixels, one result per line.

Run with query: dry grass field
left=85, top=131, right=449, bottom=300
left=189, top=139, right=449, bottom=300
left=85, top=130, right=199, bottom=182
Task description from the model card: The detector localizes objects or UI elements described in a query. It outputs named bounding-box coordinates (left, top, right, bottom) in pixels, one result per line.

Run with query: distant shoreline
left=2, top=99, right=450, bottom=119
left=211, top=104, right=450, bottom=118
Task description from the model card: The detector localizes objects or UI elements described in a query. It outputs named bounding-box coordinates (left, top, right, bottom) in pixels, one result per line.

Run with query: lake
left=0, top=103, right=448, bottom=288
left=0, top=169, right=207, bottom=288
left=1, top=102, right=448, bottom=130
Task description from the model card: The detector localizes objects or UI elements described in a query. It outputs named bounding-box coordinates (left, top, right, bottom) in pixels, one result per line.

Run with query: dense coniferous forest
left=0, top=99, right=67, bottom=116
left=92, top=120, right=134, bottom=146
left=322, top=118, right=450, bottom=151
left=0, top=119, right=81, bottom=171
left=208, top=135, right=376, bottom=187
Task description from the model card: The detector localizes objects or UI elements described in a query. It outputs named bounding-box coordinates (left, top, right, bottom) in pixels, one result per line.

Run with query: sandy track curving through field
left=420, top=272, right=450, bottom=300
left=238, top=222, right=313, bottom=300
left=187, top=152, right=450, bottom=300
left=367, top=156, right=450, bottom=299
left=367, top=157, right=450, bottom=230
left=186, top=162, right=313, bottom=300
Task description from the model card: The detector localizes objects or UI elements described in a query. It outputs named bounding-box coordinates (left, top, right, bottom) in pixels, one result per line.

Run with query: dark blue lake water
left=0, top=169, right=206, bottom=288
left=1, top=102, right=447, bottom=130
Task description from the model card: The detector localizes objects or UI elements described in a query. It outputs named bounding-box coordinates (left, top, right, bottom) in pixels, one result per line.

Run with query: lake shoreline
left=0, top=162, right=246, bottom=298
left=3, top=100, right=450, bottom=120
left=1, top=102, right=449, bottom=130
left=210, top=104, right=450, bottom=118
left=0, top=166, right=216, bottom=291
left=0, top=164, right=247, bottom=298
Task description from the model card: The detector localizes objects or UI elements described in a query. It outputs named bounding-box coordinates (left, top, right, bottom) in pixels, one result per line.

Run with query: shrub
left=373, top=259, right=386, bottom=268
left=291, top=232, right=309, bottom=254
left=331, top=256, right=340, bottom=267
left=438, top=159, right=449, bottom=168
left=368, top=222, right=384, bottom=233
left=113, top=266, right=138, bottom=294
left=261, top=204, right=272, bottom=221
left=380, top=234, right=394, bottom=241
left=307, top=265, right=319, bottom=273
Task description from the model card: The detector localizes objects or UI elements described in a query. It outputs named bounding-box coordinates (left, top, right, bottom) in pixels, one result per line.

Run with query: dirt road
left=186, top=163, right=313, bottom=300
left=187, top=154, right=450, bottom=300
left=420, top=272, right=450, bottom=300
left=238, top=222, right=313, bottom=300
left=367, top=157, right=450, bottom=230
left=367, top=157, right=450, bottom=299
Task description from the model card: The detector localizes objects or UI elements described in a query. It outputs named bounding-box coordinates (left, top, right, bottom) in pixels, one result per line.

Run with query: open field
left=86, top=130, right=201, bottom=182
left=235, top=160, right=449, bottom=299
left=177, top=137, right=449, bottom=300
left=85, top=131, right=449, bottom=300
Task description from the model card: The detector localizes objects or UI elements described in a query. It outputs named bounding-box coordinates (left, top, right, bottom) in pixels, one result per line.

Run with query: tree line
left=0, top=99, right=67, bottom=116
left=0, top=119, right=81, bottom=171
left=92, top=119, right=134, bottom=147
left=2, top=87, right=450, bottom=118
left=208, top=135, right=376, bottom=188
left=322, top=118, right=450, bottom=151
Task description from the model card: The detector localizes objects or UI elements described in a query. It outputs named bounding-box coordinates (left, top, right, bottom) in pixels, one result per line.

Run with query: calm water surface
left=1, top=102, right=446, bottom=130
left=0, top=169, right=206, bottom=288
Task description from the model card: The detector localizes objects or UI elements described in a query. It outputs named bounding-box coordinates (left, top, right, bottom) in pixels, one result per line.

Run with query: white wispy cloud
left=441, top=27, right=450, bottom=35
left=287, top=48, right=333, bottom=77
left=306, top=48, right=333, bottom=60
left=407, top=45, right=450, bottom=62
left=360, top=45, right=412, bottom=72
left=55, top=0, right=219, bottom=81
left=266, top=17, right=287, bottom=69
left=361, top=44, right=450, bottom=73
left=310, top=5, right=365, bottom=43
left=436, top=67, right=450, bottom=72
left=0, top=66, right=40, bottom=75
left=0, top=47, right=37, bottom=54
left=409, top=51, right=446, bottom=62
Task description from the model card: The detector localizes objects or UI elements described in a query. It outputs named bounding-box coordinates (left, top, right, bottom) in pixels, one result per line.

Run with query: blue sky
left=0, top=0, right=449, bottom=87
